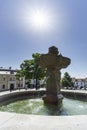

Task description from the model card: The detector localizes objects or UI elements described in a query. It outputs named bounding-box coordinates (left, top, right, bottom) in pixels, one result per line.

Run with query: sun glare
left=20, top=6, right=65, bottom=33
left=28, top=9, right=50, bottom=30
left=21, top=8, right=55, bottom=32
left=31, top=11, right=47, bottom=27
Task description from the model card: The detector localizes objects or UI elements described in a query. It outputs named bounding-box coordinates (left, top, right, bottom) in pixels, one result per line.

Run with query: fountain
left=1, top=47, right=87, bottom=130
left=37, top=46, right=71, bottom=106
left=1, top=46, right=87, bottom=116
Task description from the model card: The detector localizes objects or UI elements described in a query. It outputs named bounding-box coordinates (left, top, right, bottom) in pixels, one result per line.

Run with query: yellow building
left=0, top=69, right=25, bottom=91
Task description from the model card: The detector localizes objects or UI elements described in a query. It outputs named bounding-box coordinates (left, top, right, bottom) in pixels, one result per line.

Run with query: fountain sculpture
left=37, top=46, right=71, bottom=106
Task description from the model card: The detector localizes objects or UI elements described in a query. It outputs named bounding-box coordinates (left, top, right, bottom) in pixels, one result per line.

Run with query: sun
left=31, top=11, right=47, bottom=27
left=29, top=9, right=49, bottom=30
left=21, top=8, right=52, bottom=32
left=20, top=6, right=64, bottom=33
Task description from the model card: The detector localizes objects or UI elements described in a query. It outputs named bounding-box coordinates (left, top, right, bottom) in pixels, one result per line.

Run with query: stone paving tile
left=0, top=112, right=16, bottom=126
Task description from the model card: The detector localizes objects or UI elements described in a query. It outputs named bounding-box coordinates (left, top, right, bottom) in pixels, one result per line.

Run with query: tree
left=61, top=72, right=73, bottom=89
left=16, top=53, right=46, bottom=87
left=32, top=53, right=46, bottom=86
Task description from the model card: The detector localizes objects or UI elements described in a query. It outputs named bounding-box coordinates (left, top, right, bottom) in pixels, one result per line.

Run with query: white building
left=72, top=77, right=87, bottom=89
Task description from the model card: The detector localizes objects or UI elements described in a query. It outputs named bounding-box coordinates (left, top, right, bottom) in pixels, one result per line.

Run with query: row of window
left=1, top=77, right=15, bottom=81
left=0, top=83, right=23, bottom=89
left=0, top=77, right=23, bottom=82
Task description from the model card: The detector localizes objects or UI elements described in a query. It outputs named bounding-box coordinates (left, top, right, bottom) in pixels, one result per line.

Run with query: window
left=21, top=84, right=23, bottom=87
left=2, top=77, right=6, bottom=81
left=10, top=77, right=15, bottom=81
left=2, top=84, right=5, bottom=89
left=10, top=77, right=12, bottom=81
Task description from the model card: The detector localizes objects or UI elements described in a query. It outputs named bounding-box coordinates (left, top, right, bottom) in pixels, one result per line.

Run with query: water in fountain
left=0, top=98, right=87, bottom=116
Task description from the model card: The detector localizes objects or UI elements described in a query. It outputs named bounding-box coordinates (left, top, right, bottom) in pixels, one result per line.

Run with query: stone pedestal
left=37, top=46, right=71, bottom=107
left=42, top=94, right=63, bottom=106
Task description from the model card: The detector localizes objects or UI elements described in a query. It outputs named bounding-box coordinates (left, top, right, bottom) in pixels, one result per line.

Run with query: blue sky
left=0, top=0, right=87, bottom=78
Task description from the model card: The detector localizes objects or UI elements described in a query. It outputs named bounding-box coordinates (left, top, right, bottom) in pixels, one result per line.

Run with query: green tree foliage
left=16, top=53, right=46, bottom=86
left=32, top=53, right=46, bottom=86
left=61, top=72, right=73, bottom=89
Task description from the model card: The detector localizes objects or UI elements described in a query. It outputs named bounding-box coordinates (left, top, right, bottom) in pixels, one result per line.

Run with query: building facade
left=72, top=77, right=87, bottom=89
left=0, top=69, right=25, bottom=91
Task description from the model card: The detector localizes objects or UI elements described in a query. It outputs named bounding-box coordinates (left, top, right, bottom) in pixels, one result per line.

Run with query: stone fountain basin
left=0, top=89, right=45, bottom=106
left=1, top=89, right=87, bottom=115
left=0, top=89, right=87, bottom=106
left=0, top=89, right=87, bottom=130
